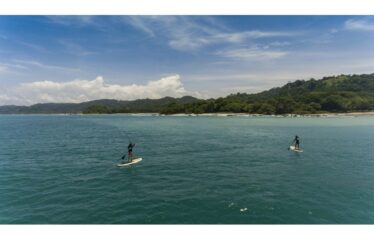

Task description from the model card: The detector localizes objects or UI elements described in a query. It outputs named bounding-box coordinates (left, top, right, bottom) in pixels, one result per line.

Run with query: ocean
left=0, top=114, right=374, bottom=223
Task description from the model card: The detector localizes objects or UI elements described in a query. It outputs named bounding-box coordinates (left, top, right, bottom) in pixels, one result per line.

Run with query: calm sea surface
left=0, top=114, right=374, bottom=224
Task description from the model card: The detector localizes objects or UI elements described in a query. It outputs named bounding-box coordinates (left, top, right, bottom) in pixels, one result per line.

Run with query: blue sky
left=1, top=16, right=374, bottom=105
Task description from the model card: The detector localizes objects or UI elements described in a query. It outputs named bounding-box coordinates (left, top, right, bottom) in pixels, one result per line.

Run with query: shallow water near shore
left=0, top=115, right=374, bottom=223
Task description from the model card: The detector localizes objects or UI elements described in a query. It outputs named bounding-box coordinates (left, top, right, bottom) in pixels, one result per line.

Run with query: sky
left=1, top=16, right=374, bottom=105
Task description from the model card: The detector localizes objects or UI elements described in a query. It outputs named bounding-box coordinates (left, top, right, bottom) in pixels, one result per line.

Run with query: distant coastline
left=2, top=111, right=374, bottom=117
left=164, top=111, right=374, bottom=117
left=1, top=73, right=374, bottom=115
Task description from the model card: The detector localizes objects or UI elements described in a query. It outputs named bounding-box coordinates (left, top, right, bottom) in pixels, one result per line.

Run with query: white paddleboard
left=117, top=158, right=143, bottom=167
left=289, top=146, right=303, bottom=152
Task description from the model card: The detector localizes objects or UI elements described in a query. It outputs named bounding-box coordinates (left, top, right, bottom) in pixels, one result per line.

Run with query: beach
left=163, top=111, right=374, bottom=117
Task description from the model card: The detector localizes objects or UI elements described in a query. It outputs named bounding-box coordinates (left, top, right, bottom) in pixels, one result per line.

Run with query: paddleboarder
left=292, top=135, right=300, bottom=150
left=127, top=142, right=136, bottom=162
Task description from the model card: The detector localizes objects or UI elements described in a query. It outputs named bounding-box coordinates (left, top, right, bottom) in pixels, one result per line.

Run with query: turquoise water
left=1, top=114, right=374, bottom=224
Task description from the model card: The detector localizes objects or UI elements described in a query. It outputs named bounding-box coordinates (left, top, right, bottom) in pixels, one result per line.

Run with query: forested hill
left=161, top=73, right=374, bottom=114
left=1, top=73, right=374, bottom=114
left=0, top=96, right=198, bottom=114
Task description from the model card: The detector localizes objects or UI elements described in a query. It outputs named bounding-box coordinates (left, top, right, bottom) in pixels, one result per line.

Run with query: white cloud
left=216, top=47, right=288, bottom=61
left=13, top=59, right=80, bottom=73
left=266, top=41, right=291, bottom=47
left=45, top=16, right=110, bottom=33
left=125, top=16, right=155, bottom=37
left=123, top=16, right=297, bottom=51
left=212, top=31, right=295, bottom=42
left=0, top=75, right=198, bottom=105
left=0, top=93, right=16, bottom=104
left=344, top=19, right=374, bottom=31
left=0, top=62, right=29, bottom=75
left=168, top=30, right=295, bottom=51
left=16, top=41, right=47, bottom=52
left=58, top=40, right=98, bottom=57
left=171, top=30, right=295, bottom=51
left=46, top=16, right=96, bottom=27
left=123, top=16, right=216, bottom=50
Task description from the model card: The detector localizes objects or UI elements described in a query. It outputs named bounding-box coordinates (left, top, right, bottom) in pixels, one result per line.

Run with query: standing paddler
left=292, top=135, right=300, bottom=150
left=127, top=142, right=136, bottom=162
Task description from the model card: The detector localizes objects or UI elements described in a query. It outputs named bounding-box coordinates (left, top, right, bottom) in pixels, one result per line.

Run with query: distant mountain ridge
left=0, top=96, right=198, bottom=114
left=1, top=73, right=374, bottom=114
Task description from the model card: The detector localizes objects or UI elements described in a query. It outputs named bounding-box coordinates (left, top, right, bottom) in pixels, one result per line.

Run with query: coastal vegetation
left=161, top=73, right=374, bottom=114
left=1, top=74, right=374, bottom=114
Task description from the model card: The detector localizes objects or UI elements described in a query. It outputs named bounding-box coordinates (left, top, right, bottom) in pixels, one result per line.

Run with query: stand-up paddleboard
left=289, top=146, right=303, bottom=152
left=117, top=158, right=143, bottom=167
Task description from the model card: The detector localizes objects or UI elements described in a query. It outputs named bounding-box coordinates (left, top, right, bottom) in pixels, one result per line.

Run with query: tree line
left=160, top=74, right=374, bottom=114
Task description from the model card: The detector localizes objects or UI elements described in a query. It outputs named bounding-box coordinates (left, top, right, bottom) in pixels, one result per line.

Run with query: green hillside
left=1, top=74, right=374, bottom=114
left=161, top=74, right=374, bottom=114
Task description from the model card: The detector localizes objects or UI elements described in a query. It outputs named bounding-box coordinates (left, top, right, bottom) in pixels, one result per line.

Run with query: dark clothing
left=293, top=136, right=300, bottom=149
left=127, top=143, right=135, bottom=161
left=128, top=143, right=135, bottom=152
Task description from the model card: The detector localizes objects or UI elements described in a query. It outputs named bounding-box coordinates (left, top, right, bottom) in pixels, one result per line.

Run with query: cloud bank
left=0, top=75, right=194, bottom=106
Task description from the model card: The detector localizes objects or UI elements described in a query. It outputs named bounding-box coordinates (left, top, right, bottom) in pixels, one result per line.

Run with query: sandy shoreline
left=162, top=112, right=374, bottom=117
left=2, top=112, right=374, bottom=117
